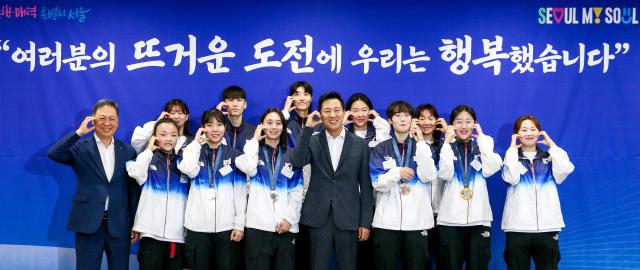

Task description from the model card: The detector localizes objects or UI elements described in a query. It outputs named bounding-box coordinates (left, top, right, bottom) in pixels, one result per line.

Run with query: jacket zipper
left=163, top=153, right=171, bottom=238
left=399, top=191, right=403, bottom=230
left=529, top=160, right=539, bottom=230
left=465, top=142, right=470, bottom=225
left=233, top=128, right=237, bottom=148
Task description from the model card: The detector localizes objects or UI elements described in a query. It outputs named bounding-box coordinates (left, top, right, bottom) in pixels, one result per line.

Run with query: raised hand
left=196, top=127, right=207, bottom=144
left=75, top=116, right=96, bottom=136
left=435, top=118, right=448, bottom=132
left=343, top=111, right=354, bottom=126
left=510, top=134, right=520, bottom=149
left=156, top=111, right=169, bottom=121
left=283, top=96, right=296, bottom=112
left=444, top=125, right=457, bottom=143
left=368, top=110, right=380, bottom=121
left=306, top=111, right=322, bottom=128
left=411, top=119, right=424, bottom=141
left=472, top=123, right=484, bottom=138
left=216, top=101, right=228, bottom=115
left=147, top=136, right=159, bottom=151
left=537, top=131, right=556, bottom=147
left=253, top=124, right=267, bottom=141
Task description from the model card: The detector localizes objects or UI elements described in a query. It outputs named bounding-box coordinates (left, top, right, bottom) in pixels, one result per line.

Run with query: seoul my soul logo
left=538, top=7, right=638, bottom=25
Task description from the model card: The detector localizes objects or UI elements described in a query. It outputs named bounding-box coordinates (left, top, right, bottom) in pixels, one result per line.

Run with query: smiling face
left=350, top=100, right=370, bottom=128
left=292, top=86, right=312, bottom=112
left=320, top=98, right=344, bottom=134
left=154, top=122, right=179, bottom=153
left=167, top=105, right=188, bottom=129
left=262, top=112, right=284, bottom=141
left=516, top=119, right=540, bottom=148
left=93, top=105, right=118, bottom=139
left=390, top=112, right=412, bottom=134
left=418, top=110, right=436, bottom=136
left=204, top=117, right=226, bottom=145
left=452, top=111, right=475, bottom=141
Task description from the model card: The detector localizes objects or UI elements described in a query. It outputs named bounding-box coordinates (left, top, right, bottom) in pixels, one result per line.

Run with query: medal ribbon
left=262, top=145, right=282, bottom=192
left=206, top=146, right=223, bottom=190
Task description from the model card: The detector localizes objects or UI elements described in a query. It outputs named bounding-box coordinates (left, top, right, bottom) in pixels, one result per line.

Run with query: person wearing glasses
left=436, top=105, right=503, bottom=270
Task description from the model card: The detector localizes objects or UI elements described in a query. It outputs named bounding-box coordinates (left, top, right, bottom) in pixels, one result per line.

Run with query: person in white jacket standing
left=236, top=108, right=304, bottom=270
left=414, top=103, right=447, bottom=270
left=501, top=115, right=574, bottom=270
left=436, top=105, right=502, bottom=270
left=369, top=101, right=437, bottom=270
left=177, top=109, right=247, bottom=270
left=126, top=118, right=189, bottom=270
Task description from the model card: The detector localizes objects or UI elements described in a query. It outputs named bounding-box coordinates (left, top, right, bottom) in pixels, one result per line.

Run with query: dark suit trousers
left=75, top=218, right=131, bottom=270
left=308, top=206, right=358, bottom=270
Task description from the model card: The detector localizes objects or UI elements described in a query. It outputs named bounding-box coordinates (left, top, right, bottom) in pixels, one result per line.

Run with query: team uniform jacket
left=224, top=117, right=256, bottom=152
left=177, top=140, right=247, bottom=233
left=437, top=135, right=503, bottom=227
left=236, top=139, right=305, bottom=233
left=501, top=146, right=575, bottom=232
left=126, top=149, right=189, bottom=243
left=370, top=135, right=437, bottom=231
left=426, top=140, right=445, bottom=215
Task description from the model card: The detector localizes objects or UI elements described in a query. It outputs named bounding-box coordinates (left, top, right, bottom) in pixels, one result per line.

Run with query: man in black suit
left=48, top=99, right=139, bottom=270
left=292, top=92, right=374, bottom=270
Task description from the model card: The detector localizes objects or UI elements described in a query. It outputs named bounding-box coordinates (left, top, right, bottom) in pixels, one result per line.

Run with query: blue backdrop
left=1, top=0, right=639, bottom=269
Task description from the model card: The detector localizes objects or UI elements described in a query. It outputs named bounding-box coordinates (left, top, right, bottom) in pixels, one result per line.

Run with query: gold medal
left=400, top=183, right=411, bottom=195
left=460, top=188, right=473, bottom=200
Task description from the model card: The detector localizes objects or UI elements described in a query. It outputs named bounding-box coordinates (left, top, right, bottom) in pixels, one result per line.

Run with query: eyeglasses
left=453, top=120, right=474, bottom=127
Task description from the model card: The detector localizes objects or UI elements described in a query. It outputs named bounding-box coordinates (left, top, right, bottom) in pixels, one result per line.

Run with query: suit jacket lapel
left=335, top=132, right=352, bottom=173
left=318, top=132, right=333, bottom=172
left=113, top=140, right=127, bottom=182
left=88, top=137, right=109, bottom=183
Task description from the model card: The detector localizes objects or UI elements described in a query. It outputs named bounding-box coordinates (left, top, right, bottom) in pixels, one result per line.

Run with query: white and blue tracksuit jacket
left=437, top=135, right=503, bottom=227
left=127, top=149, right=189, bottom=243
left=224, top=117, right=256, bottom=152
left=426, top=140, right=444, bottom=215
left=370, top=135, right=437, bottom=231
left=236, top=139, right=304, bottom=233
left=178, top=140, right=247, bottom=233
left=501, top=146, right=574, bottom=232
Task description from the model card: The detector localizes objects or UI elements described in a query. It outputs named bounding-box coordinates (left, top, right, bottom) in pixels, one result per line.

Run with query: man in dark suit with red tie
left=48, top=99, right=139, bottom=270
left=292, top=92, right=374, bottom=270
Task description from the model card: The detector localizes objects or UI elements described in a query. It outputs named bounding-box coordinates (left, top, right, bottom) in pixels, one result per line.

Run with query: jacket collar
left=224, top=116, right=247, bottom=133
left=518, top=146, right=549, bottom=160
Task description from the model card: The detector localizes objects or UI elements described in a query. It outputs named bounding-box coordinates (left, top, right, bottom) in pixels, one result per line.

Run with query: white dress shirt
left=94, top=133, right=115, bottom=210
left=325, top=128, right=346, bottom=171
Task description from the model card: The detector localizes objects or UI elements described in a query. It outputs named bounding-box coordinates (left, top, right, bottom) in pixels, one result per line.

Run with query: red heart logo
left=552, top=8, right=564, bottom=24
